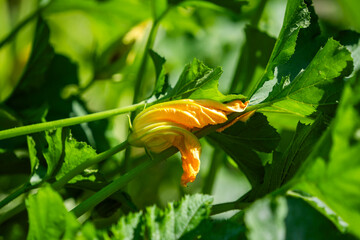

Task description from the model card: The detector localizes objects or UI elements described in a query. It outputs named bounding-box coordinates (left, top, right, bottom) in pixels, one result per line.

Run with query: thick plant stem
left=0, top=102, right=145, bottom=140
left=71, top=147, right=178, bottom=218
left=211, top=201, right=250, bottom=216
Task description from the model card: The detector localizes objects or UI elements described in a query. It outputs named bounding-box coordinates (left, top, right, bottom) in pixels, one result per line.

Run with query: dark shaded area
left=285, top=197, right=357, bottom=240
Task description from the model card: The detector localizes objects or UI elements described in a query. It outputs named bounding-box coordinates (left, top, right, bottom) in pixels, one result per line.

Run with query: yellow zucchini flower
left=128, top=99, right=253, bottom=186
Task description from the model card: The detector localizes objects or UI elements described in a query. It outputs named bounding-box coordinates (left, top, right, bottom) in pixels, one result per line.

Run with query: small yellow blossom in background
left=128, top=99, right=253, bottom=186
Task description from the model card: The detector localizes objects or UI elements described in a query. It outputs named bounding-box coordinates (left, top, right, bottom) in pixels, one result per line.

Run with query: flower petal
left=172, top=131, right=201, bottom=186
left=128, top=99, right=251, bottom=186
left=133, top=99, right=247, bottom=130
left=128, top=122, right=201, bottom=186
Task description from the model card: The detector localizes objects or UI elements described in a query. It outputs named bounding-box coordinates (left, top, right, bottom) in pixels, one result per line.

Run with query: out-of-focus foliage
left=1, top=0, right=360, bottom=239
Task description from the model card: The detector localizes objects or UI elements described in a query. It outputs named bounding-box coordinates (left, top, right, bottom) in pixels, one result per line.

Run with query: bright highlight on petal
left=128, top=99, right=250, bottom=186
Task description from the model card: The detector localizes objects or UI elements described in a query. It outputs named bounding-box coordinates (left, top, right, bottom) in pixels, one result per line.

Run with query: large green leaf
left=253, top=37, right=352, bottom=116
left=208, top=113, right=280, bottom=187
left=285, top=196, right=356, bottom=240
left=26, top=185, right=80, bottom=240
left=108, top=194, right=213, bottom=239
left=287, top=191, right=348, bottom=233
left=146, top=194, right=212, bottom=239
left=250, top=0, right=352, bottom=117
left=279, top=115, right=328, bottom=184
left=250, top=0, right=311, bottom=99
left=239, top=115, right=327, bottom=202
left=293, top=75, right=360, bottom=237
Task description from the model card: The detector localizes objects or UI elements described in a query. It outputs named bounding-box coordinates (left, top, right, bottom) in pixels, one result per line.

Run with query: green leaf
left=244, top=196, right=288, bottom=240
left=41, top=128, right=64, bottom=176
left=26, top=185, right=80, bottom=240
left=250, top=0, right=311, bottom=98
left=254, top=38, right=352, bottom=116
left=239, top=115, right=327, bottom=202
left=27, top=136, right=45, bottom=186
left=293, top=76, right=360, bottom=237
left=208, top=113, right=280, bottom=187
left=110, top=212, right=143, bottom=240
left=167, top=58, right=245, bottom=102
left=27, top=128, right=63, bottom=185
left=249, top=0, right=353, bottom=117
left=147, top=194, right=213, bottom=239
left=248, top=1, right=355, bottom=119
left=336, top=30, right=360, bottom=76
left=108, top=194, right=213, bottom=239
left=287, top=191, right=348, bottom=232
left=280, top=115, right=328, bottom=184
left=285, top=196, right=355, bottom=240
left=149, top=49, right=170, bottom=99
left=56, top=130, right=97, bottom=183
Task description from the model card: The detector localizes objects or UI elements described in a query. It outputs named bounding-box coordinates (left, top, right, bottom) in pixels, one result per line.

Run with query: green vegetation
left=0, top=0, right=359, bottom=239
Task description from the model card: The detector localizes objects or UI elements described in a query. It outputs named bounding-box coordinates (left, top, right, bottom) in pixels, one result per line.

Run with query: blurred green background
left=0, top=0, right=359, bottom=238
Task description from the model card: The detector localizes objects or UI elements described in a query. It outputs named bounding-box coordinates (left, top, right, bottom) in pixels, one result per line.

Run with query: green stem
left=211, top=201, right=250, bottom=216
left=71, top=146, right=178, bottom=218
left=124, top=12, right=165, bottom=171
left=130, top=18, right=162, bottom=116
left=0, top=101, right=145, bottom=140
left=0, top=184, right=28, bottom=209
left=52, top=141, right=129, bottom=190
left=0, top=141, right=129, bottom=224
left=0, top=1, right=52, bottom=49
